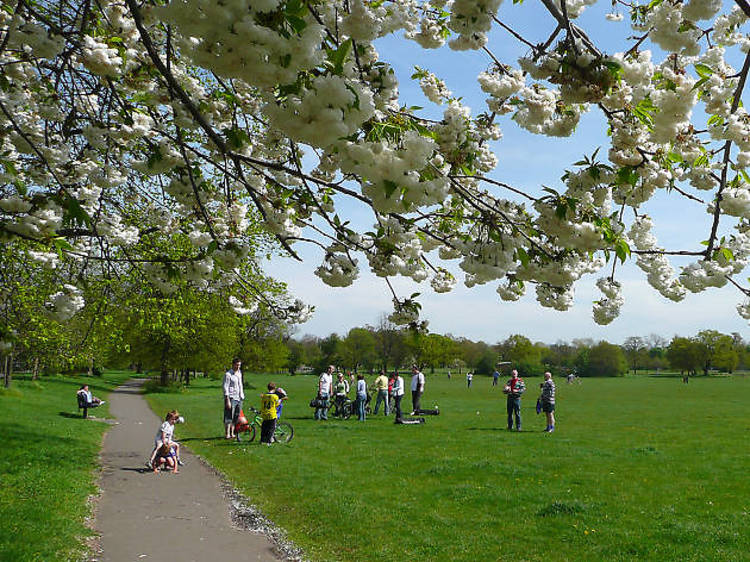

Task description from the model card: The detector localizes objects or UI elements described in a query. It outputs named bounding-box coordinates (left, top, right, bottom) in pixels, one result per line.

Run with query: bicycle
left=236, top=407, right=294, bottom=443
left=330, top=395, right=354, bottom=419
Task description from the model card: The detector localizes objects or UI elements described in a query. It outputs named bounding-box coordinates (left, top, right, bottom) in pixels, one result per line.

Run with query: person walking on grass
left=315, top=365, right=334, bottom=421
left=392, top=370, right=405, bottom=419
left=503, top=369, right=526, bottom=431
left=373, top=369, right=390, bottom=415
left=223, top=358, right=244, bottom=439
left=260, top=382, right=280, bottom=445
left=492, top=369, right=500, bottom=387
left=410, top=364, right=425, bottom=415
left=540, top=372, right=556, bottom=433
left=355, top=374, right=367, bottom=421
left=466, top=371, right=473, bottom=389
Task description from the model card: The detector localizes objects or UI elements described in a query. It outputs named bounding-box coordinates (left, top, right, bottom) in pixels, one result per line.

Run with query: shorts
left=224, top=398, right=242, bottom=425
left=542, top=401, right=555, bottom=413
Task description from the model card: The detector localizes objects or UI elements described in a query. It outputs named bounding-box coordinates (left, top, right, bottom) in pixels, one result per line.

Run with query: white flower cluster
left=340, top=131, right=447, bottom=213
left=434, top=101, right=499, bottom=172
left=629, top=217, right=686, bottom=301
left=478, top=69, right=525, bottom=113
left=81, top=35, right=123, bottom=77
left=265, top=75, right=376, bottom=148
left=430, top=268, right=456, bottom=293
left=419, top=71, right=452, bottom=104
left=157, top=0, right=325, bottom=89
left=315, top=250, right=359, bottom=287
left=229, top=296, right=257, bottom=316
left=388, top=298, right=420, bottom=325
left=535, top=284, right=575, bottom=311
left=447, top=0, right=502, bottom=51
left=720, top=183, right=750, bottom=217
left=592, top=277, right=623, bottom=325
left=45, top=285, right=85, bottom=322
left=496, top=279, right=525, bottom=301
left=511, top=85, right=582, bottom=137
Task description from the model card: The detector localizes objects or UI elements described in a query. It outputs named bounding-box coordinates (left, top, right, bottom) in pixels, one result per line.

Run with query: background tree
left=667, top=337, right=704, bottom=376
left=583, top=341, right=627, bottom=377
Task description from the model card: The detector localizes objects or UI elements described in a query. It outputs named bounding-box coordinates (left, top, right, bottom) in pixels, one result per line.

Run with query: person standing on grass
left=315, top=365, right=334, bottom=420
left=503, top=369, right=526, bottom=431
left=467, top=371, right=473, bottom=389
left=333, top=372, right=349, bottom=417
left=410, top=365, right=425, bottom=415
left=223, top=358, right=244, bottom=439
left=492, top=369, right=500, bottom=387
left=392, top=370, right=405, bottom=419
left=260, top=382, right=280, bottom=445
left=355, top=374, right=367, bottom=421
left=373, top=369, right=390, bottom=415
left=540, top=372, right=556, bottom=433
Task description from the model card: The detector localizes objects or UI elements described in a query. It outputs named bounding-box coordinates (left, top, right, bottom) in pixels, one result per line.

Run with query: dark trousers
left=394, top=394, right=403, bottom=418
left=507, top=397, right=521, bottom=430
left=260, top=418, right=277, bottom=443
left=411, top=390, right=422, bottom=413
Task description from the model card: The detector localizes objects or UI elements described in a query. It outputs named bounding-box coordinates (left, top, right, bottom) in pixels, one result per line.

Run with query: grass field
left=144, top=372, right=750, bottom=562
left=0, top=371, right=131, bottom=561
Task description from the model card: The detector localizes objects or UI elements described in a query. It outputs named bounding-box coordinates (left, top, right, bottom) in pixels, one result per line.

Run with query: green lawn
left=144, top=373, right=750, bottom=561
left=0, top=371, right=132, bottom=561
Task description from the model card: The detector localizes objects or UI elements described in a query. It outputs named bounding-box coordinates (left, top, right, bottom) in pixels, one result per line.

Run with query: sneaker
left=548, top=426, right=555, bottom=433
left=177, top=459, right=185, bottom=466
left=145, top=460, right=153, bottom=469
left=99, top=401, right=106, bottom=405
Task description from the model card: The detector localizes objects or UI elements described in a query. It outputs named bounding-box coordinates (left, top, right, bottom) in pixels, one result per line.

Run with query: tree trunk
left=3, top=355, right=8, bottom=388
left=5, top=352, right=13, bottom=388
left=87, top=356, right=94, bottom=377
left=32, top=357, right=39, bottom=380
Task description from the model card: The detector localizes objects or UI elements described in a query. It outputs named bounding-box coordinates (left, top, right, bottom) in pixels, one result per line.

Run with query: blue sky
left=266, top=2, right=749, bottom=344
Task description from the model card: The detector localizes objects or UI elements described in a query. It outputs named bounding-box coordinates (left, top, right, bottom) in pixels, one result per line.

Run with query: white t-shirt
left=154, top=421, right=174, bottom=447
left=223, top=369, right=244, bottom=400
left=357, top=379, right=367, bottom=396
left=411, top=371, right=425, bottom=392
left=467, top=373, right=473, bottom=381
left=319, top=372, right=333, bottom=394
left=393, top=376, right=405, bottom=396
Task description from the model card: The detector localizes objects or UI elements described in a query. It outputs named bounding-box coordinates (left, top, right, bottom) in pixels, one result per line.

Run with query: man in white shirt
left=315, top=365, right=334, bottom=420
left=223, top=357, right=245, bottom=439
left=410, top=365, right=425, bottom=415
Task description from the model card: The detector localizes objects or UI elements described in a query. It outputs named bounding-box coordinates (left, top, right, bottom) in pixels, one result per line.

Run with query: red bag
left=236, top=409, right=248, bottom=430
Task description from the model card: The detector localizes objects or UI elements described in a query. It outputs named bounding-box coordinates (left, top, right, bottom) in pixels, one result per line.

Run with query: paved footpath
left=96, top=379, right=279, bottom=562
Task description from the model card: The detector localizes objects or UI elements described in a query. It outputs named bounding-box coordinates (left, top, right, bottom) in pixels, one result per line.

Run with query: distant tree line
left=283, top=321, right=750, bottom=378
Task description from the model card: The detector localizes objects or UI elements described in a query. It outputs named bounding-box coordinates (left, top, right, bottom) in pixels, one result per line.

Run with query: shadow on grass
left=59, top=411, right=86, bottom=419
left=466, top=427, right=509, bottom=432
left=179, top=436, right=228, bottom=442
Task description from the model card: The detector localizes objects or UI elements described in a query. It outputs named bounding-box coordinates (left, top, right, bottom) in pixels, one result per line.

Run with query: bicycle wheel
left=274, top=422, right=294, bottom=443
left=237, top=424, right=256, bottom=442
left=342, top=402, right=353, bottom=420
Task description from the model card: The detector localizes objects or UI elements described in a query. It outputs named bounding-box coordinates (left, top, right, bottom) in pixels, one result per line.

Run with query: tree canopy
left=2, top=0, right=750, bottom=351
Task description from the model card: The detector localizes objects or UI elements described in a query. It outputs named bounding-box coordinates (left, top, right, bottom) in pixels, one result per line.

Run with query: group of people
left=315, top=364, right=426, bottom=421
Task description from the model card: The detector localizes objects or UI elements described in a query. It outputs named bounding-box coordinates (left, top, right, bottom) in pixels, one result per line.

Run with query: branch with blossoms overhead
left=1, top=0, right=750, bottom=335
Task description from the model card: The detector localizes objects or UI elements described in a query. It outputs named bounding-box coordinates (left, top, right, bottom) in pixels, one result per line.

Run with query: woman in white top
left=355, top=374, right=367, bottom=421
left=392, top=371, right=405, bottom=419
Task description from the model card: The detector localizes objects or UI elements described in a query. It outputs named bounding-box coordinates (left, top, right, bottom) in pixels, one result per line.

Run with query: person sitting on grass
left=260, top=382, right=281, bottom=445
left=147, top=410, right=183, bottom=469
left=77, top=384, right=105, bottom=408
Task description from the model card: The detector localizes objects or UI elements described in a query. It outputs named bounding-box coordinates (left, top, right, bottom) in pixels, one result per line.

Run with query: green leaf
left=694, top=63, right=713, bottom=78
left=516, top=247, right=530, bottom=267
left=326, top=38, right=352, bottom=76
left=383, top=179, right=399, bottom=199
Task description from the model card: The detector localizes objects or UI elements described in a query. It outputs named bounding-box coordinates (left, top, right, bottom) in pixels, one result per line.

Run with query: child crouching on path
left=152, top=442, right=178, bottom=473
left=260, top=383, right=280, bottom=445
left=147, top=410, right=183, bottom=470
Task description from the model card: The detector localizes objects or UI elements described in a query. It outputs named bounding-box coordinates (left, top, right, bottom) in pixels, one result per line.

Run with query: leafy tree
left=341, top=327, right=377, bottom=372
left=667, top=337, right=704, bottom=375
left=497, top=335, right=544, bottom=376
left=622, top=336, right=648, bottom=374
left=583, top=341, right=627, bottom=377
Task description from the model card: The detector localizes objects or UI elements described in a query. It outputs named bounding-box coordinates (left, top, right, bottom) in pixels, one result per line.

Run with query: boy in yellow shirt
left=260, top=382, right=280, bottom=445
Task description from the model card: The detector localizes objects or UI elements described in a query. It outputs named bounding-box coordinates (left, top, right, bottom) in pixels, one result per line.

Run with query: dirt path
left=95, top=379, right=279, bottom=562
